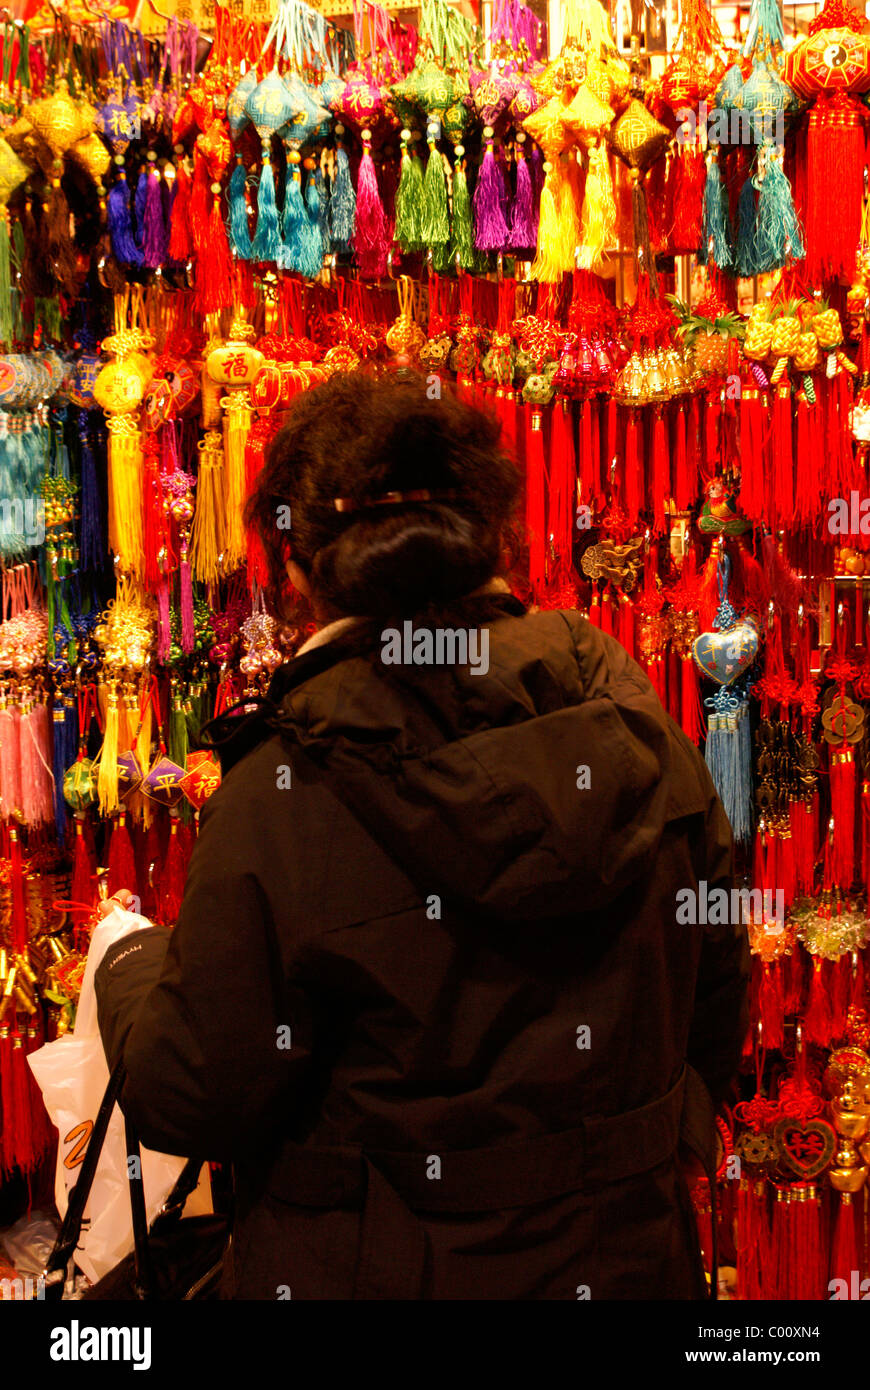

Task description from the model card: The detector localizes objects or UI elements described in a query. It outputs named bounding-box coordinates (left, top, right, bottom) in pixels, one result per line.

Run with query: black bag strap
left=125, top=1114, right=156, bottom=1300
left=43, top=1060, right=127, bottom=1294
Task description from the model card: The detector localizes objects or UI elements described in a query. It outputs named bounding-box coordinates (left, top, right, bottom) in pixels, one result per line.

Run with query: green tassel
left=703, top=159, right=733, bottom=272
left=421, top=142, right=450, bottom=246
left=395, top=148, right=424, bottom=251
left=753, top=153, right=805, bottom=273
left=736, top=176, right=759, bottom=278
left=0, top=212, right=11, bottom=346
left=11, top=217, right=25, bottom=339
left=450, top=157, right=475, bottom=270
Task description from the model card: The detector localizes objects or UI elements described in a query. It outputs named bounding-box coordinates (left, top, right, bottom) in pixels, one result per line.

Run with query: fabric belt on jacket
left=262, top=1063, right=717, bottom=1299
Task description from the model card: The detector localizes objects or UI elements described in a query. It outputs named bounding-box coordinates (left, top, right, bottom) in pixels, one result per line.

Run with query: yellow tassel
left=106, top=416, right=144, bottom=577
left=97, top=682, right=120, bottom=815
left=577, top=142, right=616, bottom=276
left=190, top=429, right=226, bottom=585
left=532, top=156, right=580, bottom=282
left=222, top=397, right=251, bottom=574
left=135, top=696, right=153, bottom=831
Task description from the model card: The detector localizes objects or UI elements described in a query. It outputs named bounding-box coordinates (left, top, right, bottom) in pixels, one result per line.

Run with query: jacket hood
left=214, top=597, right=712, bottom=924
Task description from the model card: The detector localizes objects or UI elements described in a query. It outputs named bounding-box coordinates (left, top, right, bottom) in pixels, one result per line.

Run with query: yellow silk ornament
left=523, top=89, right=573, bottom=157
left=0, top=139, right=30, bottom=205
left=70, top=133, right=111, bottom=183
left=608, top=99, right=670, bottom=170
left=561, top=83, right=615, bottom=145
left=25, top=90, right=83, bottom=158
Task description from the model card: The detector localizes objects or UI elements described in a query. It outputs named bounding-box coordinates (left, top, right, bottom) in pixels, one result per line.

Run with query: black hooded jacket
left=95, top=594, right=750, bottom=1299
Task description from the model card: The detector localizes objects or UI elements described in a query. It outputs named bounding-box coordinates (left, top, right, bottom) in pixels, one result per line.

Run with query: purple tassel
left=134, top=167, right=148, bottom=252
left=142, top=167, right=167, bottom=268
left=78, top=414, right=103, bottom=570
left=473, top=144, right=509, bottom=252
left=157, top=577, right=171, bottom=662
left=509, top=150, right=534, bottom=252
left=180, top=542, right=194, bottom=653
left=529, top=144, right=544, bottom=243
left=107, top=175, right=144, bottom=266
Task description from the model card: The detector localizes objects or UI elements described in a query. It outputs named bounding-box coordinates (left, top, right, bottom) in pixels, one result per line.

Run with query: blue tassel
left=107, top=175, right=144, bottom=266
left=228, top=155, right=253, bottom=260
left=301, top=169, right=324, bottom=277
left=250, top=152, right=284, bottom=264
left=753, top=154, right=805, bottom=273
left=133, top=167, right=148, bottom=253
left=79, top=414, right=102, bottom=572
left=703, top=159, right=733, bottom=271
left=330, top=145, right=355, bottom=248
left=314, top=168, right=330, bottom=244
left=281, top=165, right=321, bottom=276
left=736, top=176, right=759, bottom=278
left=704, top=698, right=752, bottom=846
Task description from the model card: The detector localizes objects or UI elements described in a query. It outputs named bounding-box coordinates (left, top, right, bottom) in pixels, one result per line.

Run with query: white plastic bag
left=27, top=903, right=189, bottom=1285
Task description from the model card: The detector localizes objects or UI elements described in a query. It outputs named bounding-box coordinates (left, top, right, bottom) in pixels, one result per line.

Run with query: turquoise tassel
left=250, top=152, right=284, bottom=264
left=228, top=155, right=252, bottom=260
left=736, top=176, right=758, bottom=278
left=703, top=159, right=733, bottom=271
left=753, top=154, right=805, bottom=272
left=330, top=145, right=355, bottom=248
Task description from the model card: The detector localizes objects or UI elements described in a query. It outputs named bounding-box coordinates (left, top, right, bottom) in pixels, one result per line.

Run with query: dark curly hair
left=245, top=371, right=522, bottom=622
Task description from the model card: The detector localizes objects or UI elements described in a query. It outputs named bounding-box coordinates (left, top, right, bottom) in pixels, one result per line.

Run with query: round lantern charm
left=206, top=341, right=264, bottom=387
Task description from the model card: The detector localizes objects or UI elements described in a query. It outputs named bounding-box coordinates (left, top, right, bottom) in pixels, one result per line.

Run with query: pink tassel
left=353, top=134, right=388, bottom=280
left=180, top=541, right=195, bottom=654
left=157, top=577, right=171, bottom=663
left=0, top=703, right=22, bottom=820
left=20, top=700, right=54, bottom=826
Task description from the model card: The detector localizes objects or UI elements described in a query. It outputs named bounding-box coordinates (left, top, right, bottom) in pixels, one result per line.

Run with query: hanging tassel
left=70, top=811, right=96, bottom=909
left=78, top=415, right=102, bottom=572
left=97, top=684, right=120, bottom=815
left=650, top=406, right=668, bottom=535
left=736, top=1179, right=767, bottom=1303
left=228, top=153, right=252, bottom=260
left=304, top=164, right=325, bottom=273
left=395, top=141, right=424, bottom=251
left=473, top=131, right=509, bottom=252
left=20, top=698, right=53, bottom=826
left=509, top=136, right=535, bottom=252
left=830, top=747, right=856, bottom=891
left=830, top=1193, right=859, bottom=1293
left=106, top=417, right=144, bottom=578
left=180, top=538, right=195, bottom=653
left=754, top=150, right=804, bottom=272
left=577, top=141, right=615, bottom=274
left=772, top=385, right=794, bottom=525
left=451, top=152, right=475, bottom=270
left=703, top=156, right=733, bottom=270
left=167, top=157, right=193, bottom=263
left=736, top=175, right=759, bottom=279
left=190, top=430, right=225, bottom=585
left=158, top=812, right=186, bottom=926
left=804, top=956, right=832, bottom=1046
left=142, top=157, right=168, bottom=268
left=525, top=404, right=548, bottom=601
left=330, top=139, right=355, bottom=249
left=250, top=147, right=283, bottom=263
left=0, top=207, right=12, bottom=346
left=680, top=656, right=705, bottom=745
left=107, top=170, right=144, bottom=266
left=107, top=810, right=138, bottom=900
left=195, top=181, right=235, bottom=316
left=421, top=138, right=450, bottom=248
left=222, top=400, right=250, bottom=572
left=0, top=698, right=21, bottom=821
left=624, top=408, right=642, bottom=524
left=805, top=92, right=864, bottom=283
left=352, top=131, right=388, bottom=280
left=670, top=145, right=707, bottom=256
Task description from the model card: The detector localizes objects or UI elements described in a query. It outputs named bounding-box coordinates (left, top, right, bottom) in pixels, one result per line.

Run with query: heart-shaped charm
left=774, top=1117, right=836, bottom=1179
left=693, top=618, right=759, bottom=686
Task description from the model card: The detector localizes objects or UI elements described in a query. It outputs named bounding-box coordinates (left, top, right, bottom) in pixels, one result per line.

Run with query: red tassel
left=650, top=406, right=668, bottom=534
left=673, top=402, right=692, bottom=511
left=772, top=386, right=794, bottom=526
left=107, top=811, right=139, bottom=901
left=624, top=408, right=642, bottom=524
left=670, top=145, right=706, bottom=254
left=525, top=405, right=548, bottom=601
left=738, top=388, right=765, bottom=522
left=70, top=813, right=96, bottom=917
left=830, top=1194, right=860, bottom=1293
left=600, top=589, right=614, bottom=636
left=195, top=187, right=235, bottom=316
left=804, top=957, right=832, bottom=1046
left=830, top=748, right=856, bottom=891
left=805, top=93, right=864, bottom=284
left=168, top=159, right=193, bottom=263
left=8, top=825, right=28, bottom=954
left=158, top=814, right=186, bottom=926
left=3, top=1030, right=35, bottom=1174
left=794, top=393, right=819, bottom=524
left=617, top=594, right=635, bottom=658
left=736, top=1179, right=767, bottom=1302
left=758, top=960, right=784, bottom=1051
left=785, top=943, right=806, bottom=1018
left=547, top=397, right=576, bottom=571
